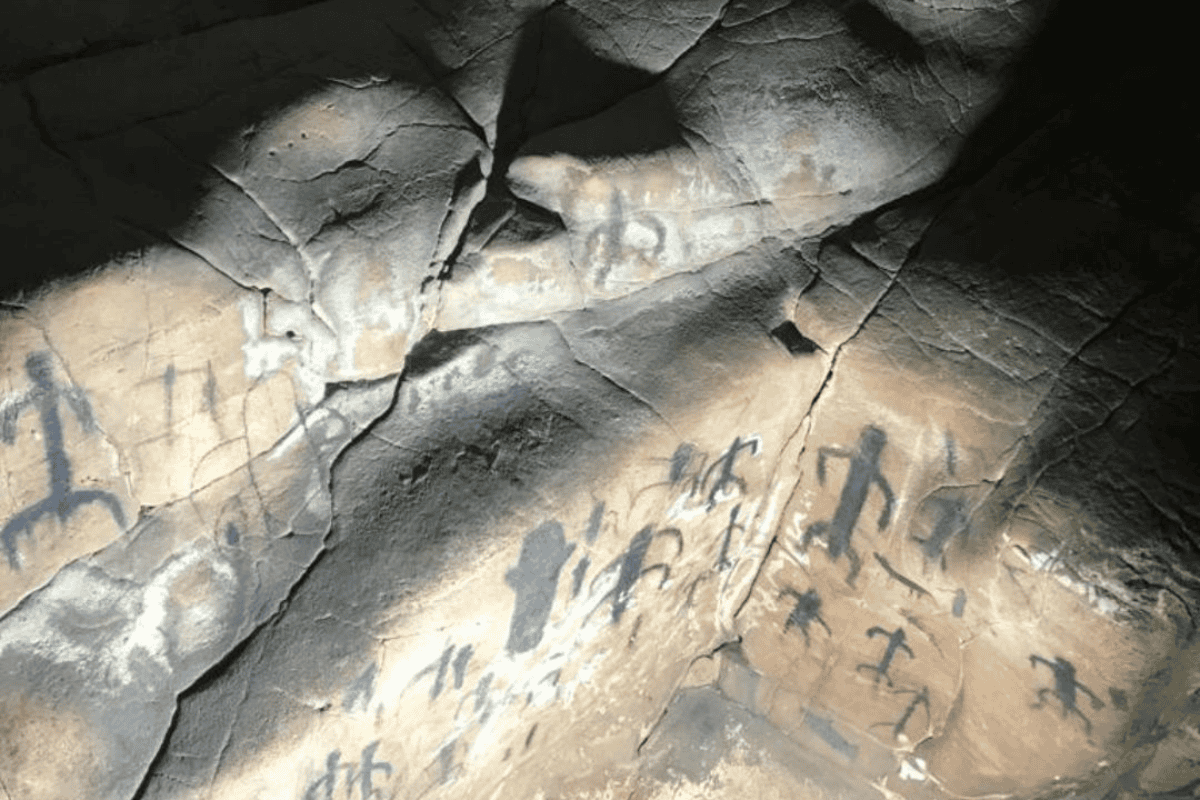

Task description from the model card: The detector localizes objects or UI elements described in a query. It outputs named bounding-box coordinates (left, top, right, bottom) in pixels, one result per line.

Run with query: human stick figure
left=779, top=586, right=832, bottom=647
left=1, top=352, right=125, bottom=568
left=856, top=626, right=914, bottom=686
left=802, top=426, right=895, bottom=585
left=1029, top=654, right=1104, bottom=735
left=702, top=436, right=759, bottom=510
left=870, top=685, right=931, bottom=741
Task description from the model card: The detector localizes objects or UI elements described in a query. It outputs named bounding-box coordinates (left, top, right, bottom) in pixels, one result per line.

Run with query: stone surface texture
left=1, top=1, right=1197, bottom=799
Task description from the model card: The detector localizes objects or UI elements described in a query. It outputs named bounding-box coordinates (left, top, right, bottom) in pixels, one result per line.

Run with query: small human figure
left=1029, top=654, right=1104, bottom=735
left=716, top=504, right=744, bottom=571
left=870, top=685, right=931, bottom=741
left=857, top=626, right=914, bottom=686
left=702, top=436, right=759, bottom=509
left=584, top=189, right=667, bottom=290
left=913, top=495, right=966, bottom=567
left=302, top=740, right=393, bottom=800
left=802, top=426, right=894, bottom=585
left=584, top=526, right=683, bottom=625
left=1, top=352, right=126, bottom=568
left=780, top=587, right=832, bottom=646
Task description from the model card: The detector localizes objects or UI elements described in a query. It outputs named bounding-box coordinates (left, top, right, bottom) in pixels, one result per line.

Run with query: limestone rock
left=1, top=1, right=1197, bottom=799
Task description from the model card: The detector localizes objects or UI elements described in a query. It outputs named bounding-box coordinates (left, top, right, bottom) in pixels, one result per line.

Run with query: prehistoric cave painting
left=571, top=556, right=590, bottom=598
left=342, top=663, right=378, bottom=713
left=583, top=500, right=605, bottom=543
left=571, top=501, right=606, bottom=597
left=802, top=426, right=894, bottom=586
left=661, top=436, right=761, bottom=514
left=505, top=521, right=575, bottom=654
left=203, top=360, right=220, bottom=417
left=1, top=352, right=126, bottom=569
left=584, top=189, right=667, bottom=289
left=301, top=740, right=393, bottom=800
left=716, top=503, right=744, bottom=571
left=870, top=685, right=931, bottom=741
left=582, top=524, right=684, bottom=625
left=856, top=626, right=914, bottom=687
left=873, top=553, right=931, bottom=600
left=668, top=442, right=697, bottom=485
left=1029, top=655, right=1105, bottom=735
left=610, top=525, right=682, bottom=623
left=913, top=495, right=968, bottom=567
left=418, top=645, right=456, bottom=700
left=952, top=588, right=967, bottom=617
left=452, top=645, right=473, bottom=690
left=473, top=673, right=493, bottom=715
left=780, top=587, right=832, bottom=646
left=703, top=436, right=760, bottom=510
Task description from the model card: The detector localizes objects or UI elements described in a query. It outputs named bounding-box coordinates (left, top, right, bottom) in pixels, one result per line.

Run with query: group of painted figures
left=778, top=425, right=1107, bottom=739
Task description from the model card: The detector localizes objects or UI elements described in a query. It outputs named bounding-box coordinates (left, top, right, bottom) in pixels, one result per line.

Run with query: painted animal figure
left=803, top=426, right=894, bottom=585
left=1030, top=654, right=1104, bottom=734
left=780, top=587, right=832, bottom=646
left=857, top=626, right=914, bottom=686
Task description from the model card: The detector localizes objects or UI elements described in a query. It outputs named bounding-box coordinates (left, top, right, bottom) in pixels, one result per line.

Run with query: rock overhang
left=0, top=1, right=1198, bottom=799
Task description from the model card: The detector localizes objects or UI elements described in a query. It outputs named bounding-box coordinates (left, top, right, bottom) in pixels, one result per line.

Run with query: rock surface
left=1, top=1, right=1198, bottom=799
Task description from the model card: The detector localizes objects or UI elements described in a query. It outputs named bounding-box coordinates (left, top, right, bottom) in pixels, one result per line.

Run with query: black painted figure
left=612, top=526, right=654, bottom=622
left=803, top=426, right=894, bottom=585
left=585, top=189, right=667, bottom=289
left=504, top=521, right=575, bottom=653
left=857, top=626, right=914, bottom=686
left=1029, top=655, right=1104, bottom=734
left=586, top=526, right=683, bottom=625
left=1, top=352, right=126, bottom=568
left=716, top=504, right=744, bottom=571
left=870, top=685, right=931, bottom=741
left=873, top=552, right=930, bottom=599
left=702, top=436, right=759, bottom=510
left=952, top=588, right=968, bottom=617
left=780, top=587, right=832, bottom=646
left=303, top=740, right=392, bottom=800
left=342, top=663, right=378, bottom=713
left=914, top=496, right=966, bottom=566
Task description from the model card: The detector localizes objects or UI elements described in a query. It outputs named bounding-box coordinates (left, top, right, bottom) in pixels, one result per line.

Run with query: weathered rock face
left=1, top=1, right=1197, bottom=799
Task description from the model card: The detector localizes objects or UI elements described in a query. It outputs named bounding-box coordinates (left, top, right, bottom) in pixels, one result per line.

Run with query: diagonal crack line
left=732, top=261, right=901, bottom=627
left=128, top=698, right=183, bottom=800
left=207, top=637, right=271, bottom=789
left=5, top=0, right=335, bottom=85
left=207, top=163, right=300, bottom=250
left=112, top=214, right=263, bottom=296
left=374, top=17, right=493, bottom=148
left=656, top=0, right=736, bottom=77
left=19, top=80, right=96, bottom=204
left=555, top=339, right=682, bottom=439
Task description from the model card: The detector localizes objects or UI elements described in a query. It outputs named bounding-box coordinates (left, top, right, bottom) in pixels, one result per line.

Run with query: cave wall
left=1, top=1, right=1198, bottom=799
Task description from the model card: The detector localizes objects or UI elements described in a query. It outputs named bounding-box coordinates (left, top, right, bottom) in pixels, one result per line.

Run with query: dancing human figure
left=1, top=352, right=125, bottom=568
